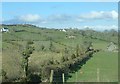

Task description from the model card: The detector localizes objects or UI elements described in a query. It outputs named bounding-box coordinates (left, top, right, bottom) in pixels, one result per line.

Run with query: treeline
left=79, top=29, right=118, bottom=44
left=63, top=28, right=118, bottom=44
left=22, top=41, right=99, bottom=83
left=39, top=40, right=98, bottom=82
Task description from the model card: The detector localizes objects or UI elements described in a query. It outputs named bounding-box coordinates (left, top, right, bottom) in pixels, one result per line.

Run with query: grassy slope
left=2, top=42, right=24, bottom=79
left=1, top=25, right=118, bottom=82
left=1, top=26, right=68, bottom=80
left=67, top=51, right=118, bottom=82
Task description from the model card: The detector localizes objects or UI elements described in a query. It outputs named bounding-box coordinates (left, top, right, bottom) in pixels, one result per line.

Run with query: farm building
left=1, top=27, right=9, bottom=32
left=60, top=29, right=66, bottom=32
left=107, top=42, right=118, bottom=52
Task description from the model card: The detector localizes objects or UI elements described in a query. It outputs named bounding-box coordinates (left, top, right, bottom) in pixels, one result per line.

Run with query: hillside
left=0, top=24, right=118, bottom=83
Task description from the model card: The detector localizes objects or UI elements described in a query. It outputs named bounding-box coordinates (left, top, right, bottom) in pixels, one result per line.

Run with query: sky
left=2, top=0, right=120, bottom=2
left=2, top=2, right=118, bottom=31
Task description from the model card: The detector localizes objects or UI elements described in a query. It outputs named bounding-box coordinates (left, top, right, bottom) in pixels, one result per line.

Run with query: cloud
left=48, top=14, right=73, bottom=23
left=3, top=14, right=45, bottom=24
left=3, top=14, right=73, bottom=24
left=111, top=10, right=118, bottom=19
left=2, top=11, right=118, bottom=28
left=77, top=10, right=118, bottom=21
left=19, top=14, right=41, bottom=22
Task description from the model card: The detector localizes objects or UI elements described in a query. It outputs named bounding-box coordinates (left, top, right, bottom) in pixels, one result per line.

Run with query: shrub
left=71, top=54, right=76, bottom=59
left=61, top=56, right=69, bottom=63
left=27, top=40, right=34, bottom=45
left=49, top=41, right=55, bottom=52
left=54, top=60, right=60, bottom=64
left=41, top=45, right=45, bottom=50
left=64, top=48, right=69, bottom=54
left=76, top=44, right=80, bottom=57
left=1, top=69, right=7, bottom=79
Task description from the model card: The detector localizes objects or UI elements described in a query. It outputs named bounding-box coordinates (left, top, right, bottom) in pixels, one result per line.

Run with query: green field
left=67, top=51, right=118, bottom=82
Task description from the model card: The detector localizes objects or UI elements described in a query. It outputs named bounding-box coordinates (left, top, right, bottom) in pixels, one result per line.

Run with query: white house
left=1, top=28, right=9, bottom=32
left=62, top=29, right=66, bottom=32
left=60, top=29, right=66, bottom=32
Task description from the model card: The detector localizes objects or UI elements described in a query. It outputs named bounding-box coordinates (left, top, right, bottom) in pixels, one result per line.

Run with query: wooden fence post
left=62, top=73, right=65, bottom=83
left=50, top=70, right=54, bottom=83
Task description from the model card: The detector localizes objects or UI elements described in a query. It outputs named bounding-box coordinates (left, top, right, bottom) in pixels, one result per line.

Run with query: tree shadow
left=52, top=52, right=94, bottom=83
left=65, top=55, right=93, bottom=82
left=28, top=73, right=41, bottom=83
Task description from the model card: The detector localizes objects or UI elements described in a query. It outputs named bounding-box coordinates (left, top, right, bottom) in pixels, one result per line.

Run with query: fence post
left=50, top=70, right=54, bottom=83
left=62, top=73, right=65, bottom=83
